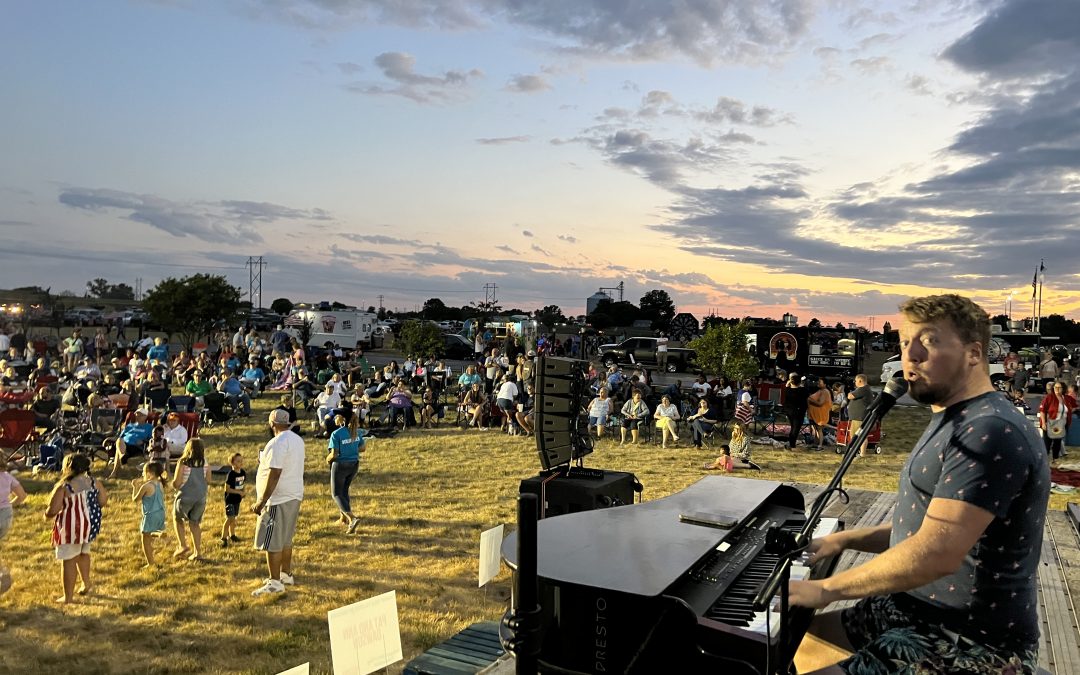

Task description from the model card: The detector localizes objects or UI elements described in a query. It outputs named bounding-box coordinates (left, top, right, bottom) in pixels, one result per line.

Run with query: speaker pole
left=512, top=492, right=540, bottom=674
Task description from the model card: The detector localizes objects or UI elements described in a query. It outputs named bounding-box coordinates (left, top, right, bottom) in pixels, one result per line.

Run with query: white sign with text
left=478, top=524, right=504, bottom=587
left=275, top=664, right=309, bottom=675
left=327, top=591, right=403, bottom=675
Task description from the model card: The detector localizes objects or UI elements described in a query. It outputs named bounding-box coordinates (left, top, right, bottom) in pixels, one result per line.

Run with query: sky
left=2, top=0, right=1078, bottom=327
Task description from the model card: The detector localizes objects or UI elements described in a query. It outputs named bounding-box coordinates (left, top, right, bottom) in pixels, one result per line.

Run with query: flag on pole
left=1032, top=266, right=1038, bottom=299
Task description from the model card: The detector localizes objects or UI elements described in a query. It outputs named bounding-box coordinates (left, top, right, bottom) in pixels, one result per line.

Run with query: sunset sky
left=2, top=0, right=1078, bottom=327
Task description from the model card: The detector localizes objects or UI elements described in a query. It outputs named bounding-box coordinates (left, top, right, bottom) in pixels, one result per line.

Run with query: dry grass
left=0, top=396, right=1068, bottom=674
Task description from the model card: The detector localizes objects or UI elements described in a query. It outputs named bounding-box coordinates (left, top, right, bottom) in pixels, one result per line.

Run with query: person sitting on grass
left=108, top=408, right=154, bottom=479
left=420, top=388, right=442, bottom=428
left=131, top=461, right=166, bottom=567
left=703, top=422, right=761, bottom=470
left=172, top=439, right=211, bottom=562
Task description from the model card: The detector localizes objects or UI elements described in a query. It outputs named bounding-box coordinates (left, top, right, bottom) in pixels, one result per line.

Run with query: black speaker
left=534, top=355, right=591, bottom=470
left=520, top=470, right=639, bottom=519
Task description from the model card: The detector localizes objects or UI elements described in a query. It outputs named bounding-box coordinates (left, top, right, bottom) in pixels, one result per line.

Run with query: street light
left=1006, top=292, right=1014, bottom=321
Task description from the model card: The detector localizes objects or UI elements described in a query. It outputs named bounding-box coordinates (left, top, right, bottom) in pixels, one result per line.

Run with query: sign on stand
left=327, top=591, right=403, bottom=675
left=478, top=524, right=505, bottom=587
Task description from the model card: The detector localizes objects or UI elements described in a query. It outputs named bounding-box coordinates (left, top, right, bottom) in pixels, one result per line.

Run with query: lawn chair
left=167, top=395, right=196, bottom=413
left=201, top=392, right=232, bottom=429
left=750, top=400, right=777, bottom=436
left=0, top=409, right=38, bottom=464
left=143, top=387, right=171, bottom=412
left=34, top=375, right=60, bottom=396
left=33, top=437, right=64, bottom=473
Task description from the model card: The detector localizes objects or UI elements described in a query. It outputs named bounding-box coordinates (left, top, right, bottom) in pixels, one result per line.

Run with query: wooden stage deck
left=486, top=484, right=1080, bottom=674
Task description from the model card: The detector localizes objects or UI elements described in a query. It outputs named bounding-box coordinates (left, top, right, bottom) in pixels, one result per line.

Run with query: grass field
left=0, top=392, right=1068, bottom=674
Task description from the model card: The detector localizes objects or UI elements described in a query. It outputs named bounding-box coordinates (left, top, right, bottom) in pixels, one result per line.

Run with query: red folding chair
left=176, top=412, right=200, bottom=440
left=0, top=409, right=39, bottom=463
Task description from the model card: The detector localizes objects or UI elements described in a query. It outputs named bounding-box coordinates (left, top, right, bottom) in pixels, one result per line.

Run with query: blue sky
left=2, top=0, right=1078, bottom=324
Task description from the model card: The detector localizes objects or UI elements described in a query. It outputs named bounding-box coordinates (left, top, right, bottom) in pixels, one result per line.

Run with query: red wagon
left=835, top=420, right=882, bottom=454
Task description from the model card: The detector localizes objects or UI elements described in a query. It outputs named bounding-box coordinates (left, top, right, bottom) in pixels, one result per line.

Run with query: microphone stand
left=751, top=377, right=909, bottom=673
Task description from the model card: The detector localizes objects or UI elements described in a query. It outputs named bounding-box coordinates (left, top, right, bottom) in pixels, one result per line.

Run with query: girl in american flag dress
left=45, top=454, right=108, bottom=604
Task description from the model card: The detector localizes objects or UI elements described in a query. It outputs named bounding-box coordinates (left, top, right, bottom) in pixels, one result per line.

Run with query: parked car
left=598, top=337, right=695, bottom=373
left=443, top=334, right=474, bottom=360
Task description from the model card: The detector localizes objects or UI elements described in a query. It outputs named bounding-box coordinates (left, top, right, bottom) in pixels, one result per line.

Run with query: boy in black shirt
left=219, top=453, right=246, bottom=547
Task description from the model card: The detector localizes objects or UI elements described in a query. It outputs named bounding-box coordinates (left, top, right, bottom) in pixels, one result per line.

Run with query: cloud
left=597, top=128, right=730, bottom=186
left=943, top=0, right=1080, bottom=79
left=521, top=229, right=533, bottom=237
left=336, top=61, right=364, bottom=75
left=905, top=74, right=932, bottom=96
left=58, top=188, right=329, bottom=244
left=475, top=135, right=530, bottom=145
left=557, top=234, right=577, bottom=243
left=345, top=51, right=482, bottom=103
left=692, top=96, right=787, bottom=126
left=530, top=244, right=551, bottom=256
left=496, top=245, right=518, bottom=254
left=506, top=74, right=551, bottom=93
left=850, top=56, right=891, bottom=75
left=244, top=0, right=818, bottom=66
left=338, top=233, right=421, bottom=246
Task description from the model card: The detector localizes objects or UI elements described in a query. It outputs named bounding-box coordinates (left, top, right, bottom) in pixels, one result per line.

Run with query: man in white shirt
left=656, top=334, right=669, bottom=372
left=252, top=409, right=306, bottom=596
left=691, top=374, right=712, bottom=399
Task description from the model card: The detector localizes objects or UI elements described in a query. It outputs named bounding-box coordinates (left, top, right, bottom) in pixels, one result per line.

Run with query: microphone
left=861, top=374, right=909, bottom=421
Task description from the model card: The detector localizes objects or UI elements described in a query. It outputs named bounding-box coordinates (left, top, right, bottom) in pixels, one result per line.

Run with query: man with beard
left=791, top=294, right=1048, bottom=674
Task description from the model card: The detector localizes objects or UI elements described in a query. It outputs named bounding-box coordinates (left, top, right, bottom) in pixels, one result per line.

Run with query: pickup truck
left=598, top=337, right=696, bottom=373
left=881, top=355, right=1008, bottom=390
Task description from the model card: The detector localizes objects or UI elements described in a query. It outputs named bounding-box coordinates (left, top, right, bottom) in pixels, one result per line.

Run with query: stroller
left=201, top=392, right=232, bottom=429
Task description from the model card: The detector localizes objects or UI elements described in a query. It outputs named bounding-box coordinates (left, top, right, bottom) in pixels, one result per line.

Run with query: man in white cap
left=252, top=408, right=306, bottom=596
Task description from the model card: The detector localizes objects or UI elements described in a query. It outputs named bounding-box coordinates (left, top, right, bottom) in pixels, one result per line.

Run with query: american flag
left=284, top=312, right=307, bottom=327
left=51, top=485, right=93, bottom=546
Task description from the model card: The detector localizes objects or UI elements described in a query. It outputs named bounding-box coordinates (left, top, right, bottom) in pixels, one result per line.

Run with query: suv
left=443, top=334, right=474, bottom=360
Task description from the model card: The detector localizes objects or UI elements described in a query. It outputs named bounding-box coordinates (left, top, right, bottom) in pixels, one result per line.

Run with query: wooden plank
left=1040, top=515, right=1080, bottom=675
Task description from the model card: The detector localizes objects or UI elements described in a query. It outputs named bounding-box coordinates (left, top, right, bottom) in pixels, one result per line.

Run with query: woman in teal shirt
left=328, top=412, right=365, bottom=534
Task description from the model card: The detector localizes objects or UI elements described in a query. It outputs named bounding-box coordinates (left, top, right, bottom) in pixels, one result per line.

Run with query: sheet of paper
left=275, top=664, right=309, bottom=675
left=479, top=524, right=505, bottom=587
left=327, top=590, right=403, bottom=675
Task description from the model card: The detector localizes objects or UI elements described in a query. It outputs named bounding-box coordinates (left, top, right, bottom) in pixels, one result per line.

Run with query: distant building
left=586, top=291, right=610, bottom=316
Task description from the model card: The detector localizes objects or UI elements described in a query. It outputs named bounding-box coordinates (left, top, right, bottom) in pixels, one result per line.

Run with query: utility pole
left=484, top=283, right=498, bottom=306
left=377, top=295, right=384, bottom=314
left=135, top=277, right=142, bottom=302
left=246, top=256, right=267, bottom=309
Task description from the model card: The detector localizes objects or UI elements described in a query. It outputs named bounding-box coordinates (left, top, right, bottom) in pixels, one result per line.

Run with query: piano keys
left=501, top=477, right=844, bottom=674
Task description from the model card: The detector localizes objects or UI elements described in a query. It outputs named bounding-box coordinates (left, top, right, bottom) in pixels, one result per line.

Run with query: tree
left=689, top=320, right=759, bottom=382
left=990, top=314, right=1008, bottom=329
left=86, top=278, right=109, bottom=298
left=142, top=274, right=242, bottom=349
left=399, top=319, right=444, bottom=357
left=468, top=299, right=502, bottom=338
left=367, top=306, right=376, bottom=314
left=834, top=322, right=845, bottom=330
left=85, top=278, right=135, bottom=300
left=271, top=298, right=294, bottom=315
left=589, top=298, right=639, bottom=328
left=882, top=321, right=892, bottom=334
left=423, top=298, right=449, bottom=320
left=808, top=318, right=822, bottom=328
left=639, top=289, right=676, bottom=332
left=534, top=304, right=566, bottom=326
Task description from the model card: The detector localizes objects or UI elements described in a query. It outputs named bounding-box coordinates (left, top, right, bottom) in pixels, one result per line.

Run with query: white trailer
left=285, top=308, right=377, bottom=349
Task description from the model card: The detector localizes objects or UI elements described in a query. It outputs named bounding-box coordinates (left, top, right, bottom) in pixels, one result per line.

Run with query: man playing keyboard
left=790, top=294, right=1048, bottom=674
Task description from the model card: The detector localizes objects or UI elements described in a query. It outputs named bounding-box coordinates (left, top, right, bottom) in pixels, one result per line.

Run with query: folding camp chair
left=0, top=409, right=38, bottom=464
left=201, top=392, right=232, bottom=429
left=143, top=387, right=171, bottom=412
left=167, top=395, right=196, bottom=413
